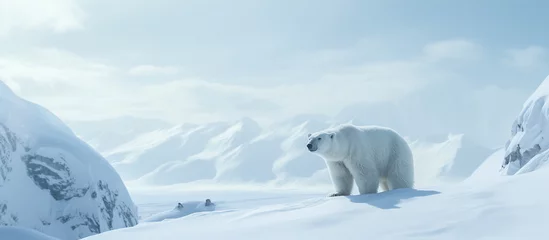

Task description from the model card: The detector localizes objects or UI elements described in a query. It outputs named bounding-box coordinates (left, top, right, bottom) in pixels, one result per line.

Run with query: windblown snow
left=0, top=81, right=138, bottom=239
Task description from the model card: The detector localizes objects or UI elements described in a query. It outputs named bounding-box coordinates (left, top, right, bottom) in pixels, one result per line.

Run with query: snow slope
left=0, top=226, right=60, bottom=240
left=84, top=157, right=549, bottom=240
left=501, top=75, right=549, bottom=175
left=0, top=81, right=138, bottom=239
left=141, top=200, right=216, bottom=222
left=69, top=116, right=492, bottom=189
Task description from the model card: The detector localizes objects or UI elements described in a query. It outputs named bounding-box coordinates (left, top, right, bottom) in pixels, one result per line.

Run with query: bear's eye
left=317, top=137, right=321, bottom=141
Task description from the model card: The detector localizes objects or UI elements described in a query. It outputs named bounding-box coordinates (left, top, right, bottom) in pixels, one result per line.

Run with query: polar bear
left=306, top=124, right=414, bottom=197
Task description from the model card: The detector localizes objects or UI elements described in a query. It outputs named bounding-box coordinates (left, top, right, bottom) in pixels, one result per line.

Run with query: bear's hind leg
left=347, top=161, right=379, bottom=195
left=380, top=178, right=390, bottom=192
left=326, top=161, right=353, bottom=197
left=387, top=172, right=413, bottom=190
left=386, top=156, right=414, bottom=190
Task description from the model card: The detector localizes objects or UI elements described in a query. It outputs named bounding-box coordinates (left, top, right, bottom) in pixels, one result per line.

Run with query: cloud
left=0, top=40, right=438, bottom=124
left=503, top=46, right=548, bottom=70
left=0, top=38, right=515, bottom=132
left=0, top=37, right=540, bottom=149
left=128, top=65, right=179, bottom=76
left=422, top=39, right=484, bottom=62
left=0, top=0, right=84, bottom=35
left=0, top=48, right=118, bottom=96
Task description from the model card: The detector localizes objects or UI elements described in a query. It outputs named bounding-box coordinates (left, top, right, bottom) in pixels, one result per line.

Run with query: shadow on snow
left=345, top=188, right=440, bottom=209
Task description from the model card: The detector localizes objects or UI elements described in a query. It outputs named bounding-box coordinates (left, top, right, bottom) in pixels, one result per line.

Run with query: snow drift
left=0, top=81, right=138, bottom=239
left=501, top=75, right=549, bottom=175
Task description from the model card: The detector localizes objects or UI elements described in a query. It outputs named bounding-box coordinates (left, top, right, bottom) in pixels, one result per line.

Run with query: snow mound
left=0, top=226, right=60, bottom=240
left=501, top=75, right=549, bottom=175
left=0, top=81, right=138, bottom=239
left=141, top=201, right=216, bottom=223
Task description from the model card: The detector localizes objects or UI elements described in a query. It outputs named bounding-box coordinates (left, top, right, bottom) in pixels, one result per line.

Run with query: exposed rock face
left=501, top=75, right=549, bottom=175
left=0, top=81, right=138, bottom=239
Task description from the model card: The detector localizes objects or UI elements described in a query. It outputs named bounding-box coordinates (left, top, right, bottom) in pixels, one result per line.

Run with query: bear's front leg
left=326, top=161, right=353, bottom=197
left=328, top=192, right=347, bottom=197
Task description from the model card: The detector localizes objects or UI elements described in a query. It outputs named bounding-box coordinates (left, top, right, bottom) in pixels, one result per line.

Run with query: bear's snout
left=306, top=143, right=316, bottom=152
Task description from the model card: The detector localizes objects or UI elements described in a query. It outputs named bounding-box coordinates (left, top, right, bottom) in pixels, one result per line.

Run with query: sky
left=1, top=0, right=548, bottom=148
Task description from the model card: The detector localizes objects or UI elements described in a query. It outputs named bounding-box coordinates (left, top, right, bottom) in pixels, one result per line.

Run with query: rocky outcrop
left=501, top=75, right=549, bottom=175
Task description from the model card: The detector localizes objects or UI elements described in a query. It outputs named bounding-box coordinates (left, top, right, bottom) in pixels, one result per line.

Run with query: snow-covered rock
left=0, top=81, right=138, bottom=239
left=501, top=75, right=549, bottom=175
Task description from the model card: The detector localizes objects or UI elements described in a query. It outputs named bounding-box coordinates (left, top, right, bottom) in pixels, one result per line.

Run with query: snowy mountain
left=69, top=117, right=332, bottom=187
left=67, top=117, right=172, bottom=153
left=0, top=81, right=138, bottom=239
left=501, top=75, right=549, bottom=175
left=408, top=133, right=494, bottom=183
left=68, top=114, right=493, bottom=190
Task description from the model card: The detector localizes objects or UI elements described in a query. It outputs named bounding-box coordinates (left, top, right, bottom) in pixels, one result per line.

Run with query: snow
left=141, top=200, right=216, bottom=222
left=84, top=160, right=549, bottom=240
left=0, top=81, right=138, bottom=239
left=0, top=226, right=60, bottom=240
left=467, top=148, right=506, bottom=182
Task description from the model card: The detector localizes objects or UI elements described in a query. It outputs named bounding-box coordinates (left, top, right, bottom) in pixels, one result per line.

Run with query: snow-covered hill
left=68, top=115, right=493, bottom=190
left=501, top=75, right=549, bottom=175
left=0, top=81, right=138, bottom=239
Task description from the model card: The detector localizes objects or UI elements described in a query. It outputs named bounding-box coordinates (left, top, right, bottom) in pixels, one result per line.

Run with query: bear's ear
left=307, top=133, right=311, bottom=138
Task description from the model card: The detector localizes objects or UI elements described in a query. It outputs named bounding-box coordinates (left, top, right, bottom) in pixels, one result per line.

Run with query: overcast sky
left=1, top=0, right=548, bottom=148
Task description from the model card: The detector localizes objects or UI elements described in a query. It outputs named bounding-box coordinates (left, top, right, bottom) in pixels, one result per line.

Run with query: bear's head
left=306, top=132, right=335, bottom=156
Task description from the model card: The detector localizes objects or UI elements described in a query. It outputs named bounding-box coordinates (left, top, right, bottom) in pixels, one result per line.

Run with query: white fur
left=306, top=123, right=414, bottom=196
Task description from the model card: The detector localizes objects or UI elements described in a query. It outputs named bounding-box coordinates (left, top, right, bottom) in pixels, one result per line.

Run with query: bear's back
left=335, top=124, right=399, bottom=140
left=335, top=123, right=405, bottom=155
